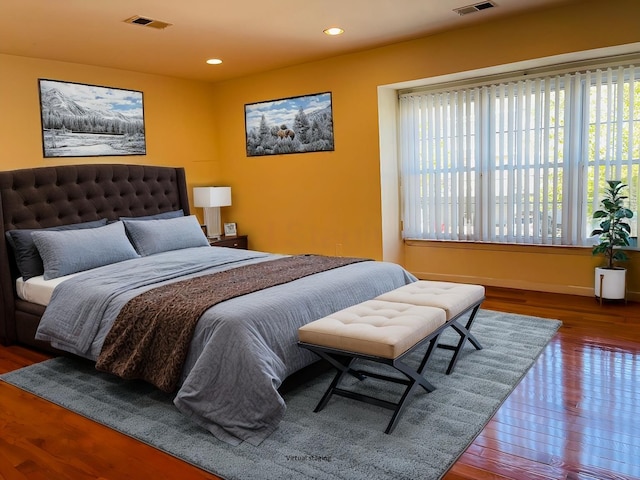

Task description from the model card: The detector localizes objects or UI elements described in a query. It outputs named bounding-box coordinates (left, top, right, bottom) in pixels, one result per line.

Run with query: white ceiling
left=0, top=0, right=579, bottom=83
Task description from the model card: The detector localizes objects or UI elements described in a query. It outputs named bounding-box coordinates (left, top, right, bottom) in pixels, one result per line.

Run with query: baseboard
left=409, top=271, right=640, bottom=302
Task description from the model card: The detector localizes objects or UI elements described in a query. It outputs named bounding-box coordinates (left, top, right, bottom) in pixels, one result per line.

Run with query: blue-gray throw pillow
left=32, top=221, right=140, bottom=280
left=123, top=214, right=209, bottom=256
left=119, top=209, right=184, bottom=222
left=5, top=218, right=108, bottom=280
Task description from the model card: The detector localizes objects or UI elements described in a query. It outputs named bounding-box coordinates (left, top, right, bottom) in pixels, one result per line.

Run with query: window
left=399, top=59, right=640, bottom=246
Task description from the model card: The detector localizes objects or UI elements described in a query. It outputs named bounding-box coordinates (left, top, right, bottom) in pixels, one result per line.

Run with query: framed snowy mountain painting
left=38, top=79, right=146, bottom=158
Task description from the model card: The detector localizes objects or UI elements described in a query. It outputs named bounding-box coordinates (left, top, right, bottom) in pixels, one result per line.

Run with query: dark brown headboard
left=0, top=164, right=190, bottom=347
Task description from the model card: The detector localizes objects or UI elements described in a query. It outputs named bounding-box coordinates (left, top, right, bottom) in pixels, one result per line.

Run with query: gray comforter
left=36, top=246, right=416, bottom=445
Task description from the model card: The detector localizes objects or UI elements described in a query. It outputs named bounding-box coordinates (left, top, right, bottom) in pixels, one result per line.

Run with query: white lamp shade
left=193, top=187, right=232, bottom=207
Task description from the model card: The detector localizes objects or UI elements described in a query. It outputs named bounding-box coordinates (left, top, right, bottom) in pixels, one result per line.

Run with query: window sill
left=403, top=239, right=592, bottom=256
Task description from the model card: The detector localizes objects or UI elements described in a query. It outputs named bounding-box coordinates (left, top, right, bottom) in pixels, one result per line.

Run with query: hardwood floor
left=445, top=287, right=640, bottom=480
left=1, top=286, right=639, bottom=480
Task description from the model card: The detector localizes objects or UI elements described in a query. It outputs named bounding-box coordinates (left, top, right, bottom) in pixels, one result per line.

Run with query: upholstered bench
left=299, top=299, right=451, bottom=433
left=298, top=281, right=485, bottom=433
left=375, top=280, right=485, bottom=374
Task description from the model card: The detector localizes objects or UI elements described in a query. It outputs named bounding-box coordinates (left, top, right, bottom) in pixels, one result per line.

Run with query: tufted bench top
left=298, top=299, right=446, bottom=359
left=375, top=281, right=485, bottom=321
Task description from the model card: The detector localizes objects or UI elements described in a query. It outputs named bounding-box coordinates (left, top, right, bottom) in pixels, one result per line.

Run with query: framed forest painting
left=245, top=92, right=334, bottom=156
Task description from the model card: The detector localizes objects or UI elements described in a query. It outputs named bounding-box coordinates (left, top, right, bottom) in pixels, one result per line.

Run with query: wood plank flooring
left=445, top=287, right=640, bottom=480
left=1, top=286, right=639, bottom=480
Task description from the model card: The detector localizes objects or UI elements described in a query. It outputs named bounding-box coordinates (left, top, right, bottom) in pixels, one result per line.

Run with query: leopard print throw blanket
left=96, top=254, right=370, bottom=392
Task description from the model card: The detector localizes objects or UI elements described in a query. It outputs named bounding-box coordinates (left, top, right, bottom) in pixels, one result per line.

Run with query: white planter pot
left=594, top=267, right=626, bottom=300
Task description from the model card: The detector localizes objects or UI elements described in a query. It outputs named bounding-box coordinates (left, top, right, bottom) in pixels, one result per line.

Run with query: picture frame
left=224, top=222, right=237, bottom=236
left=244, top=91, right=334, bottom=157
left=38, top=79, right=146, bottom=158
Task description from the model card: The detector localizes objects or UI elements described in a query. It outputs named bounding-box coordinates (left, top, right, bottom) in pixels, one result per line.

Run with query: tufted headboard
left=0, top=163, right=190, bottom=348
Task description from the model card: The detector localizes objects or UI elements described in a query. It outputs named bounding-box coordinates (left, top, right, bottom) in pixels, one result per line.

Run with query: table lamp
left=193, top=186, right=232, bottom=239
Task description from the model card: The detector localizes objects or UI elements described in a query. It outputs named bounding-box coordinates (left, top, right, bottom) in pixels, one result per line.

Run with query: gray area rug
left=1, top=309, right=561, bottom=480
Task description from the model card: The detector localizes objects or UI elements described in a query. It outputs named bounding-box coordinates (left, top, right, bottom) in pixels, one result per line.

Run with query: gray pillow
left=123, top=214, right=209, bottom=256
left=32, top=221, right=140, bottom=280
left=5, top=219, right=108, bottom=280
left=119, top=209, right=184, bottom=221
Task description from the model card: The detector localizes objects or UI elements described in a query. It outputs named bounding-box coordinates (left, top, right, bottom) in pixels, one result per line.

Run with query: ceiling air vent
left=453, top=1, right=496, bottom=16
left=123, top=15, right=172, bottom=30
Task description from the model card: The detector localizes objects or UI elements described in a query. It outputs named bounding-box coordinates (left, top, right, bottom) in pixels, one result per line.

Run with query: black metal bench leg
left=394, top=358, right=436, bottom=394
left=313, top=355, right=359, bottom=412
left=443, top=304, right=483, bottom=375
left=417, top=334, right=442, bottom=375
left=301, top=349, right=438, bottom=433
left=309, top=347, right=366, bottom=381
left=459, top=305, right=483, bottom=351
left=299, top=324, right=448, bottom=434
left=384, top=378, right=421, bottom=434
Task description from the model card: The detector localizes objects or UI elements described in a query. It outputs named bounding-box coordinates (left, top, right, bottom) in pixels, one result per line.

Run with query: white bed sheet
left=16, top=273, right=79, bottom=306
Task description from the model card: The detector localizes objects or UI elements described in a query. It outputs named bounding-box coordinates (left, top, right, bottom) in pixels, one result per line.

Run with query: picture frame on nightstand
left=224, top=222, right=237, bottom=236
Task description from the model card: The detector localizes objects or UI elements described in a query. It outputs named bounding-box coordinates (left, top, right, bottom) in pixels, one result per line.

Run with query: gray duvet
left=35, top=246, right=416, bottom=445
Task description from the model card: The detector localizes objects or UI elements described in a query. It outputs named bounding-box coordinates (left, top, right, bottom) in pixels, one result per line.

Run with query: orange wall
left=0, top=54, right=221, bottom=205
left=1, top=0, right=640, bottom=297
left=209, top=0, right=640, bottom=297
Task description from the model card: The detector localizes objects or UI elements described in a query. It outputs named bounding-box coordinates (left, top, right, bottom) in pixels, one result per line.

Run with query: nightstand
left=209, top=234, right=248, bottom=250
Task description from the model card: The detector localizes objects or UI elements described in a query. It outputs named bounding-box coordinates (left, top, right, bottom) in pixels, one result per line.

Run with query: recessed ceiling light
left=323, top=27, right=344, bottom=36
left=206, top=58, right=223, bottom=65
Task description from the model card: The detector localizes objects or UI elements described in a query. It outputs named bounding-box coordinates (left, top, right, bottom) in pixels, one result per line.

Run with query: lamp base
left=203, top=207, right=222, bottom=239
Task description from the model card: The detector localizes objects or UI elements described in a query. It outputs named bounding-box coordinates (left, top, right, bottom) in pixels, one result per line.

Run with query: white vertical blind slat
left=524, top=80, right=532, bottom=243
left=422, top=95, right=431, bottom=238
left=616, top=66, right=625, bottom=176
left=487, top=85, right=496, bottom=242
left=532, top=78, right=542, bottom=244
left=541, top=78, right=551, bottom=244
left=496, top=84, right=505, bottom=241
left=443, top=92, right=452, bottom=240
left=506, top=82, right=515, bottom=241
left=434, top=94, right=441, bottom=237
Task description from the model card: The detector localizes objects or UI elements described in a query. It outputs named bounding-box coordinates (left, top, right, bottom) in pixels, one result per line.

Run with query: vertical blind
left=399, top=62, right=640, bottom=246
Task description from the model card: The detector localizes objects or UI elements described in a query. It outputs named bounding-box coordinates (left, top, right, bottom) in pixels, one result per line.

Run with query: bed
left=0, top=163, right=416, bottom=446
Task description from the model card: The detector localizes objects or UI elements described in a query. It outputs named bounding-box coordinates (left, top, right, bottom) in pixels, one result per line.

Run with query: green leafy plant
left=591, top=180, right=634, bottom=269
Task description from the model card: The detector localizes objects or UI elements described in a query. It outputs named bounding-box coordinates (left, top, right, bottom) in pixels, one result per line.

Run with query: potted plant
left=591, top=180, right=634, bottom=302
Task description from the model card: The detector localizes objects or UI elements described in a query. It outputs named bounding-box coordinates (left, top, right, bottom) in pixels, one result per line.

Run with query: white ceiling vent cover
left=453, top=1, right=496, bottom=16
left=123, top=15, right=172, bottom=30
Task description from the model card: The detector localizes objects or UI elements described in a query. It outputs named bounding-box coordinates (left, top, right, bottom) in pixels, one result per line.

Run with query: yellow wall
left=210, top=0, right=640, bottom=297
left=0, top=53, right=221, bottom=204
left=2, top=0, right=640, bottom=298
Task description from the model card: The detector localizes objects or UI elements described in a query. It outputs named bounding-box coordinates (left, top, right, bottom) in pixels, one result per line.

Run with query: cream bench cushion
left=298, top=299, right=446, bottom=359
left=375, top=280, right=485, bottom=321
